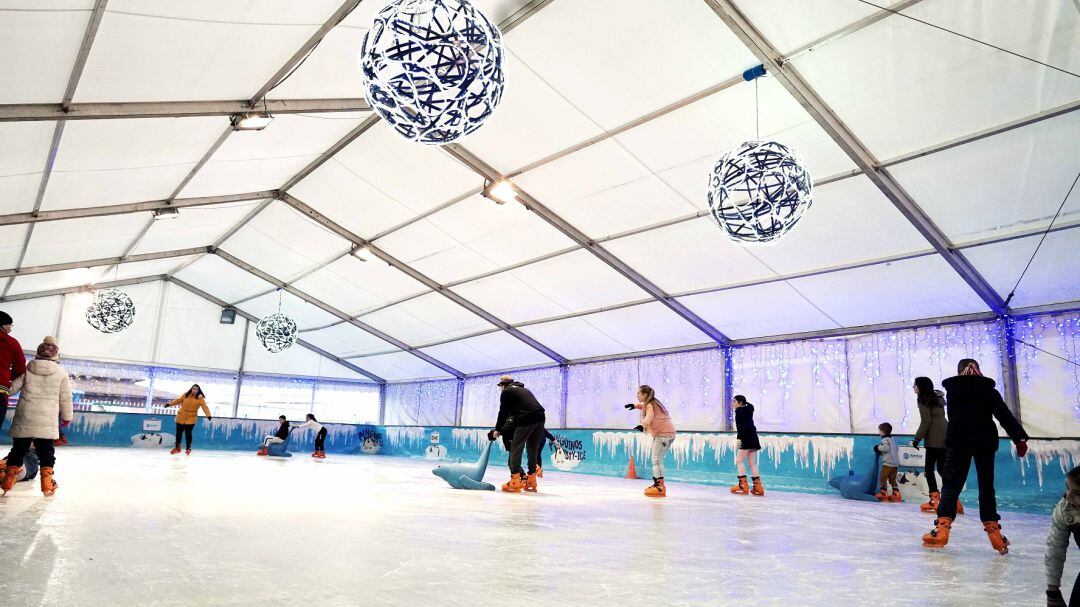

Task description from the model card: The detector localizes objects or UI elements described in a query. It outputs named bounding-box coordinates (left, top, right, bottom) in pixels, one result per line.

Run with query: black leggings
left=7, top=437, right=55, bottom=468
left=937, top=447, right=998, bottom=521
left=924, top=447, right=946, bottom=493
left=314, top=427, right=327, bottom=451
left=175, top=423, right=194, bottom=449
left=508, top=420, right=545, bottom=476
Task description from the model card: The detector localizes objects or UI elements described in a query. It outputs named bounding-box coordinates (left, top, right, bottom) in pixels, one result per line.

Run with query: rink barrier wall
left=1, top=411, right=1072, bottom=514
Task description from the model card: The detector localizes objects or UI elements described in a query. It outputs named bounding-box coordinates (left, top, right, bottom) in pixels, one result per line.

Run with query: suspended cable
left=853, top=0, right=1080, bottom=79
left=1013, top=338, right=1080, bottom=368
left=1002, top=168, right=1080, bottom=308
left=754, top=76, right=760, bottom=140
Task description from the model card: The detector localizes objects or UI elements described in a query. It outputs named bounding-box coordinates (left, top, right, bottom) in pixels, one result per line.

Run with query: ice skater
left=488, top=375, right=546, bottom=493
left=0, top=448, right=41, bottom=487
left=912, top=377, right=956, bottom=513
left=293, top=413, right=327, bottom=458
left=1045, top=465, right=1080, bottom=607
left=1, top=336, right=72, bottom=497
left=874, top=422, right=902, bottom=502
left=257, top=416, right=291, bottom=456
left=162, top=384, right=212, bottom=455
left=0, top=310, right=26, bottom=435
left=626, top=385, right=676, bottom=498
left=499, top=423, right=557, bottom=477
left=729, top=395, right=764, bottom=496
left=922, top=358, right=1029, bottom=553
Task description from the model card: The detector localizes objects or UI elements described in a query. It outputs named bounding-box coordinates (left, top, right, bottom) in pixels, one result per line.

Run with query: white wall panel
left=57, top=280, right=162, bottom=362
left=964, top=229, right=1080, bottom=309
left=155, top=281, right=244, bottom=370
left=0, top=295, right=63, bottom=348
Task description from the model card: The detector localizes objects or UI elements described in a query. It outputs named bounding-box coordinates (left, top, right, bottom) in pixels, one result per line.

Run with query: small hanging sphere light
left=707, top=140, right=813, bottom=243
left=256, top=313, right=298, bottom=354
left=85, top=288, right=136, bottom=334
left=360, top=0, right=506, bottom=145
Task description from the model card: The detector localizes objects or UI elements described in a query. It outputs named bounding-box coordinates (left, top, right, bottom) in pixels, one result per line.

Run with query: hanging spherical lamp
left=707, top=140, right=813, bottom=243
left=85, top=288, right=136, bottom=334
left=256, top=313, right=298, bottom=354
left=360, top=0, right=506, bottom=145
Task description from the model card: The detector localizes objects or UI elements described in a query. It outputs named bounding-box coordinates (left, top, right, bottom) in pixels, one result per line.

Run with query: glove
left=624, top=403, right=636, bottom=410
left=872, top=445, right=880, bottom=454
left=207, top=417, right=212, bottom=422
left=1047, top=588, right=1066, bottom=607
left=486, top=430, right=498, bottom=442
left=911, top=439, right=920, bottom=449
left=1016, top=441, right=1028, bottom=458
left=633, top=425, right=644, bottom=432
left=60, top=419, right=71, bottom=428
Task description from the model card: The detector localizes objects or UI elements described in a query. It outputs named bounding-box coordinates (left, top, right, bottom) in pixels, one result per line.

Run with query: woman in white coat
left=1, top=336, right=73, bottom=496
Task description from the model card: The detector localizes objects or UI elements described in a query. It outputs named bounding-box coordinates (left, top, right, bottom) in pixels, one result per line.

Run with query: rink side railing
left=2, top=410, right=1072, bottom=515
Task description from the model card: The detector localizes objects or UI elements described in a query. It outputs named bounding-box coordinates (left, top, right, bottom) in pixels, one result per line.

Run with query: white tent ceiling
left=0, top=0, right=1077, bottom=383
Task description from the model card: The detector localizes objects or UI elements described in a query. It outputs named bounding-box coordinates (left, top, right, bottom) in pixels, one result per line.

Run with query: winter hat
left=0, top=311, right=11, bottom=326
left=36, top=335, right=59, bottom=360
left=496, top=375, right=514, bottom=387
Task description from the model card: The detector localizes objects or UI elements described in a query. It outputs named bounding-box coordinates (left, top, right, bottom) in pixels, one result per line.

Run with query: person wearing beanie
left=488, top=375, right=546, bottom=493
left=0, top=310, right=27, bottom=435
left=1, top=336, right=72, bottom=497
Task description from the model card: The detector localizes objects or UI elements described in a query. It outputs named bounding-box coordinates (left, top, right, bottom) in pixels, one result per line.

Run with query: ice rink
left=0, top=447, right=1071, bottom=606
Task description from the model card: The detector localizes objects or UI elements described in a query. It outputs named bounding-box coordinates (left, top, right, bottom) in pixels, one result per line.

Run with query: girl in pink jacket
left=627, top=385, right=676, bottom=498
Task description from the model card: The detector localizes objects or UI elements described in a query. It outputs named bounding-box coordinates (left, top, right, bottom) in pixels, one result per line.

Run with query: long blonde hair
left=638, top=385, right=668, bottom=415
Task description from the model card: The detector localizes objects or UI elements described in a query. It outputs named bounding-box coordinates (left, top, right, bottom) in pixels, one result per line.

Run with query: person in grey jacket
left=1045, top=466, right=1080, bottom=606
left=912, top=376, right=949, bottom=513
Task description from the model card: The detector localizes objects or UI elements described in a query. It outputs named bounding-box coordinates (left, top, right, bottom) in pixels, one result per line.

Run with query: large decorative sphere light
left=707, top=140, right=813, bottom=243
left=85, top=288, right=136, bottom=334
left=360, top=0, right=506, bottom=144
left=256, top=313, right=298, bottom=354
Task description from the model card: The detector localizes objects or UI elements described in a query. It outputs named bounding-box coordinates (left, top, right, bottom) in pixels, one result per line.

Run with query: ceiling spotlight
left=230, top=112, right=274, bottom=131
left=153, top=207, right=180, bottom=220
left=355, top=245, right=374, bottom=262
left=483, top=179, right=518, bottom=205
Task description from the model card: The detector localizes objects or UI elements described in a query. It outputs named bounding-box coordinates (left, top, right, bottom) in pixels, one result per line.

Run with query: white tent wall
left=155, top=280, right=244, bottom=370
left=461, top=366, right=564, bottom=428
left=383, top=379, right=458, bottom=426
left=1014, top=312, right=1080, bottom=438
left=57, top=280, right=162, bottom=362
left=0, top=295, right=62, bottom=344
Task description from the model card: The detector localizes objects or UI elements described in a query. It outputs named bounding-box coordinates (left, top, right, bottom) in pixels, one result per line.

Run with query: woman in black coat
left=922, top=359, right=1029, bottom=554
left=730, top=395, right=764, bottom=496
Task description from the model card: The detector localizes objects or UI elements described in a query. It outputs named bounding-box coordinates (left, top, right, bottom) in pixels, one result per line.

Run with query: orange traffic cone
left=625, top=455, right=638, bottom=479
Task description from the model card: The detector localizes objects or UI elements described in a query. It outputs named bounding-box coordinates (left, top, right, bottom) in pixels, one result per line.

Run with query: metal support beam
left=63, top=0, right=109, bottom=110
left=211, top=249, right=466, bottom=378
left=781, top=0, right=925, bottom=61
left=441, top=143, right=732, bottom=345
left=722, top=346, right=734, bottom=432
left=0, top=191, right=274, bottom=228
left=453, top=378, right=465, bottom=426
left=247, top=0, right=364, bottom=107
left=280, top=192, right=569, bottom=363
left=281, top=114, right=381, bottom=191
left=0, top=247, right=207, bottom=279
left=703, top=0, right=1005, bottom=313
left=0, top=99, right=370, bottom=123
left=167, top=276, right=386, bottom=384
left=168, top=127, right=234, bottom=201
left=999, top=316, right=1022, bottom=420
left=233, top=318, right=249, bottom=417
left=0, top=274, right=166, bottom=303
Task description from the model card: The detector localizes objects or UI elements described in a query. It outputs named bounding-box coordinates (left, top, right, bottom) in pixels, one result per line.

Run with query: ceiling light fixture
left=482, top=179, right=518, bottom=205
left=229, top=112, right=274, bottom=131
left=153, top=207, right=180, bottom=220
left=355, top=245, right=374, bottom=262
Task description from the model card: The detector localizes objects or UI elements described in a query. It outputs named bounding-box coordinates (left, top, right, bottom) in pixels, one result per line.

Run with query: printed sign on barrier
left=142, top=419, right=162, bottom=432
left=899, top=446, right=925, bottom=467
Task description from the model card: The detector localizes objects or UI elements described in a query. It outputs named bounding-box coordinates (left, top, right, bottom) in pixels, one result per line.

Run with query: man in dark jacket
left=488, top=375, right=546, bottom=492
left=0, top=311, right=26, bottom=434
left=923, top=358, right=1029, bottom=553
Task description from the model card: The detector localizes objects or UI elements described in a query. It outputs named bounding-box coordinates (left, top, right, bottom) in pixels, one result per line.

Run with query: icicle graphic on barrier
left=205, top=418, right=278, bottom=442
left=385, top=427, right=427, bottom=450
left=71, top=412, right=117, bottom=438
left=452, top=428, right=507, bottom=453
left=1017, top=440, right=1080, bottom=487
left=761, top=435, right=853, bottom=477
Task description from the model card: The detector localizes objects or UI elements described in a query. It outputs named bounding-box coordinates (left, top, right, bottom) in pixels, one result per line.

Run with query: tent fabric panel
left=678, top=281, right=841, bottom=340
left=0, top=121, right=60, bottom=214
left=357, top=292, right=495, bottom=347
left=237, top=290, right=340, bottom=332
left=74, top=0, right=347, bottom=102
left=173, top=254, right=277, bottom=304
left=888, top=111, right=1080, bottom=245
left=374, top=193, right=577, bottom=284
left=730, top=0, right=898, bottom=55
left=0, top=225, right=30, bottom=270
left=786, top=255, right=991, bottom=327
left=964, top=229, right=1080, bottom=309
left=242, top=328, right=323, bottom=377
left=301, top=323, right=398, bottom=359
left=220, top=200, right=351, bottom=282
left=0, top=295, right=62, bottom=346
left=0, top=4, right=92, bottom=103
left=419, top=331, right=551, bottom=375
left=155, top=280, right=244, bottom=370
left=505, top=0, right=757, bottom=129
left=348, top=351, right=454, bottom=382
left=21, top=212, right=153, bottom=267
left=792, top=0, right=1080, bottom=159
left=42, top=117, right=227, bottom=210
left=291, top=254, right=429, bottom=316
left=132, top=201, right=264, bottom=255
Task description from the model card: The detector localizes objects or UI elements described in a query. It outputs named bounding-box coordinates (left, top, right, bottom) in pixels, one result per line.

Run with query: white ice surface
left=0, top=447, right=1073, bottom=606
